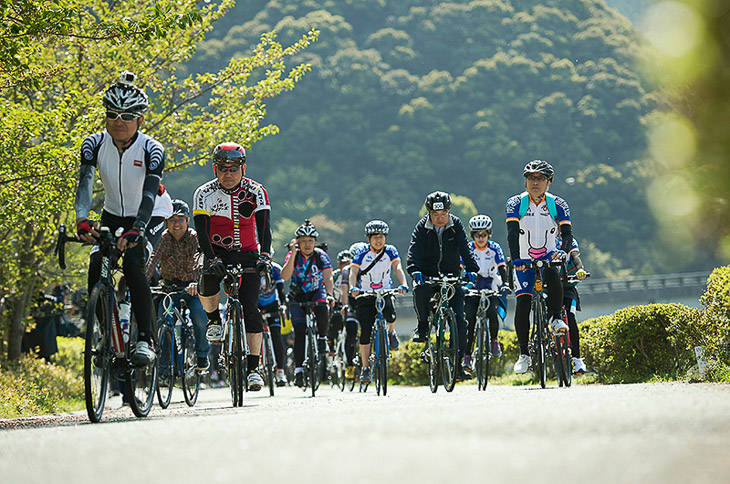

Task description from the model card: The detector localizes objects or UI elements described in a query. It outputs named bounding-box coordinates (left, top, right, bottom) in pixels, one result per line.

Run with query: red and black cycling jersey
left=192, top=177, right=271, bottom=257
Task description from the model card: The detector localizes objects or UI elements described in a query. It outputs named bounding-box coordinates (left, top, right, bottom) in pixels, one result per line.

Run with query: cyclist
left=257, top=253, right=288, bottom=386
left=75, top=71, right=162, bottom=366
left=463, top=214, right=509, bottom=371
left=192, top=142, right=272, bottom=391
left=506, top=160, right=573, bottom=374
left=562, top=236, right=588, bottom=374
left=281, top=219, right=335, bottom=387
left=145, top=199, right=210, bottom=371
left=349, top=220, right=409, bottom=384
left=406, top=191, right=479, bottom=381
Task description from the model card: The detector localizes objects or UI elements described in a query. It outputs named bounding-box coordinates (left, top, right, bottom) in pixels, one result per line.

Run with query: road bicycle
left=420, top=275, right=463, bottom=393
left=56, top=224, right=157, bottom=422
left=150, top=284, right=202, bottom=408
left=219, top=264, right=255, bottom=407
left=356, top=288, right=404, bottom=396
left=465, top=287, right=501, bottom=391
left=289, top=300, right=325, bottom=397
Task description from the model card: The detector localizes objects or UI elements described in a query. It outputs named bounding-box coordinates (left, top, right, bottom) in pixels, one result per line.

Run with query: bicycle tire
left=264, top=333, right=275, bottom=397
left=335, top=337, right=346, bottom=392
left=533, top=299, right=547, bottom=389
left=309, top=329, right=318, bottom=397
left=378, top=323, right=388, bottom=396
left=348, top=355, right=360, bottom=392
left=231, top=303, right=245, bottom=407
left=126, top=318, right=158, bottom=418
left=475, top=318, right=487, bottom=391
left=427, top=316, right=440, bottom=393
left=84, top=283, right=112, bottom=423
left=442, top=308, right=458, bottom=392
left=155, top=325, right=175, bottom=409
left=554, top=333, right=571, bottom=388
left=181, top=329, right=200, bottom=406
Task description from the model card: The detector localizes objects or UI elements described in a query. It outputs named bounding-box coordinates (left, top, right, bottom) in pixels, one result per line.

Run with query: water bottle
left=118, top=300, right=131, bottom=343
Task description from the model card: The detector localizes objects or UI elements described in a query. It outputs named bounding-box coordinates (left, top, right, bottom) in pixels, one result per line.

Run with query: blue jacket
left=406, top=214, right=479, bottom=278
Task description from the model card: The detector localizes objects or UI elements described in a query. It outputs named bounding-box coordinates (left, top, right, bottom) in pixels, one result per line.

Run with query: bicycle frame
left=466, top=287, right=500, bottom=391
left=423, top=275, right=462, bottom=393
left=289, top=300, right=324, bottom=396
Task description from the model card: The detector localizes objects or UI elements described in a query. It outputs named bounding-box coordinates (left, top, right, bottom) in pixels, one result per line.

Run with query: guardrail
left=578, top=271, right=711, bottom=296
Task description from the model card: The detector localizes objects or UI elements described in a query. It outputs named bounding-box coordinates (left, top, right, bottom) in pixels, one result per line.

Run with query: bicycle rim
left=265, top=336, right=275, bottom=397
left=536, top=306, right=547, bottom=389
left=307, top=329, right=317, bottom=397
left=156, top=326, right=174, bottom=409
left=232, top=306, right=245, bottom=406
left=442, top=309, right=458, bottom=392
left=427, top=318, right=439, bottom=393
left=378, top=325, right=388, bottom=396
left=181, top=331, right=200, bottom=406
left=84, top=283, right=111, bottom=423
left=475, top=320, right=486, bottom=391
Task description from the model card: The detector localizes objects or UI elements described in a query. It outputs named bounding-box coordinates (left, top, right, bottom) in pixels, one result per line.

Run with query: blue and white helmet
left=102, top=71, right=149, bottom=113
left=469, top=214, right=492, bottom=231
left=365, top=220, right=389, bottom=236
left=348, top=241, right=368, bottom=256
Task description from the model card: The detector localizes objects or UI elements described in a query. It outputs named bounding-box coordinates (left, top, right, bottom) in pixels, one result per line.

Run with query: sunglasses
left=106, top=111, right=141, bottom=122
left=473, top=232, right=489, bottom=238
left=216, top=164, right=241, bottom=173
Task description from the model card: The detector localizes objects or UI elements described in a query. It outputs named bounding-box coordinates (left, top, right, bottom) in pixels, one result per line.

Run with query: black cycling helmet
left=170, top=199, right=190, bottom=218
left=424, top=191, right=452, bottom=211
left=523, top=160, right=554, bottom=181
left=212, top=142, right=246, bottom=165
left=295, top=219, right=319, bottom=238
left=365, top=219, right=389, bottom=236
left=102, top=71, right=149, bottom=113
left=336, top=249, right=352, bottom=263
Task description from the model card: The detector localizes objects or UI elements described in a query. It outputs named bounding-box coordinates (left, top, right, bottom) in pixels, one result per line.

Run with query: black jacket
left=406, top=214, right=479, bottom=278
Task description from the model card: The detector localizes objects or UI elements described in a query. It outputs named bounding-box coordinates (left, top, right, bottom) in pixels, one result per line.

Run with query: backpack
left=518, top=191, right=558, bottom=221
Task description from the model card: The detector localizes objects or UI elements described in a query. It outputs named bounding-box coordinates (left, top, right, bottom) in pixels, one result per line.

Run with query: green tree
left=0, top=0, right=317, bottom=360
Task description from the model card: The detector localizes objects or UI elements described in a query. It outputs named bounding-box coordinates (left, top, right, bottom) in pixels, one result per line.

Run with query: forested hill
left=165, top=0, right=710, bottom=277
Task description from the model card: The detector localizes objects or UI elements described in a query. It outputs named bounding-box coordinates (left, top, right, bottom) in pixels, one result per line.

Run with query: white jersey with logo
left=467, top=240, right=505, bottom=291
left=506, top=191, right=571, bottom=260
left=351, top=245, right=400, bottom=291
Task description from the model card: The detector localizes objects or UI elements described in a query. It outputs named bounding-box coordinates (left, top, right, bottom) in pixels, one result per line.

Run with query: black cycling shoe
left=411, top=328, right=427, bottom=343
left=456, top=366, right=472, bottom=381
left=388, top=332, right=400, bottom=350
left=294, top=372, right=304, bottom=388
left=196, top=356, right=210, bottom=371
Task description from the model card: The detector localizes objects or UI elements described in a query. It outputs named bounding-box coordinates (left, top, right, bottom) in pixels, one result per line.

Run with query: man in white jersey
left=505, top=160, right=573, bottom=374
left=75, top=71, right=164, bottom=366
left=349, top=220, right=408, bottom=384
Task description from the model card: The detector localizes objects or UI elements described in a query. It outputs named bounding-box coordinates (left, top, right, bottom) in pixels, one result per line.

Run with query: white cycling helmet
left=469, top=214, right=493, bottom=231
left=365, top=219, right=389, bottom=236
left=102, top=71, right=149, bottom=113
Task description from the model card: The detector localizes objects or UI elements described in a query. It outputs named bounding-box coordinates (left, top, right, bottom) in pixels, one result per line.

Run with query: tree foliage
left=167, top=0, right=719, bottom=277
left=0, top=0, right=317, bottom=359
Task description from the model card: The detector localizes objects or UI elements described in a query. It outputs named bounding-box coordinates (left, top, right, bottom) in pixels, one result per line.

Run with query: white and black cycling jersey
left=80, top=131, right=164, bottom=218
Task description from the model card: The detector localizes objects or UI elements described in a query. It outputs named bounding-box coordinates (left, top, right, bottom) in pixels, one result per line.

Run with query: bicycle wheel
left=263, top=334, right=275, bottom=397
left=306, top=328, right=318, bottom=397
left=441, top=308, right=458, bottom=392
left=474, top=318, right=487, bottom=391
left=553, top=333, right=571, bottom=388
left=155, top=325, right=174, bottom=409
left=348, top=355, right=360, bottom=392
left=231, top=304, right=245, bottom=407
left=532, top=300, right=547, bottom=389
left=377, top=323, right=388, bottom=396
left=84, top=283, right=112, bottom=423
left=181, top=329, right=200, bottom=406
left=427, top=316, right=440, bottom=393
left=335, top=337, right=346, bottom=392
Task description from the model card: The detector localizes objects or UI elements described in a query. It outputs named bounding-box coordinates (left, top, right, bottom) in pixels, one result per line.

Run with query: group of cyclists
left=73, top=71, right=589, bottom=400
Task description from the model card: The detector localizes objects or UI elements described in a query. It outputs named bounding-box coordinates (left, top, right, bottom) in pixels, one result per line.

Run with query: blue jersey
left=464, top=240, right=506, bottom=291
left=284, top=248, right=332, bottom=293
left=258, top=262, right=283, bottom=306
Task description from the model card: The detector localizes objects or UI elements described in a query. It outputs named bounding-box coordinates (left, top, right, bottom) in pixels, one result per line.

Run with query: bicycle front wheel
left=155, top=325, right=174, bottom=409
left=230, top=304, right=245, bottom=407
left=306, top=328, right=318, bottom=397
left=532, top=299, right=547, bottom=389
left=474, top=318, right=487, bottom=391
left=334, top=338, right=346, bottom=392
left=377, top=323, right=388, bottom=396
left=181, top=329, right=200, bottom=406
left=427, top=316, right=440, bottom=394
left=263, top=334, right=275, bottom=397
left=554, top=333, right=571, bottom=388
left=84, top=283, right=112, bottom=423
left=441, top=308, right=458, bottom=392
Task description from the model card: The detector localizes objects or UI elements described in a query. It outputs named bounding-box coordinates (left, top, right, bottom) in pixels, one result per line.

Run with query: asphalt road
left=1, top=380, right=729, bottom=484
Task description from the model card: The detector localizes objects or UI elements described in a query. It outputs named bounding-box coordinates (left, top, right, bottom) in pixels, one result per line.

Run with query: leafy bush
left=53, top=336, right=84, bottom=377
left=699, top=265, right=730, bottom=376
left=0, top=355, right=84, bottom=418
left=580, top=303, right=705, bottom=383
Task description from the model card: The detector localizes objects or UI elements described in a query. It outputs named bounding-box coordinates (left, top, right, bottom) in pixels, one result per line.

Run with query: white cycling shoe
left=549, top=317, right=569, bottom=333
left=513, top=354, right=530, bottom=374
left=206, top=322, right=223, bottom=342
left=247, top=371, right=264, bottom=391
left=572, top=357, right=587, bottom=375
left=131, top=341, right=156, bottom=366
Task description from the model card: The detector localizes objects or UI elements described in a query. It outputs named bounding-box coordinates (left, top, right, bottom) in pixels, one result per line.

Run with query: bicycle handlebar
left=465, top=288, right=501, bottom=298
left=354, top=288, right=406, bottom=299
